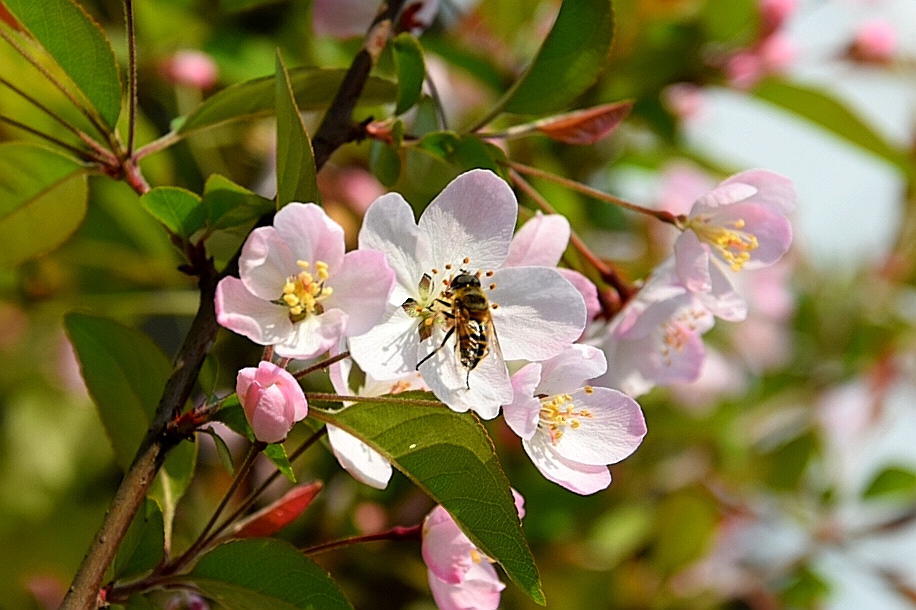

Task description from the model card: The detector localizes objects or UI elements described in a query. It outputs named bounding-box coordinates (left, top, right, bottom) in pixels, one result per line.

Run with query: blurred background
left=1, top=0, right=915, bottom=608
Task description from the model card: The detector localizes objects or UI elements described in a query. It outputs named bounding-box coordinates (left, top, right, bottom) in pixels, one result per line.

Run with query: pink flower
left=503, top=345, right=647, bottom=494
left=849, top=20, right=897, bottom=65
left=661, top=83, right=706, bottom=124
left=760, top=0, right=797, bottom=36
left=215, top=203, right=395, bottom=360
left=675, top=169, right=795, bottom=295
left=161, top=50, right=219, bottom=90
left=237, top=362, right=308, bottom=443
left=504, top=212, right=601, bottom=321
left=422, top=492, right=525, bottom=610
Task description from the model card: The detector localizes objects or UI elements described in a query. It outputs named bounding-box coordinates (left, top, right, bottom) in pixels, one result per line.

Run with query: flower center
left=278, top=260, right=333, bottom=323
left=687, top=216, right=758, bottom=271
left=538, top=390, right=593, bottom=446
left=659, top=308, right=706, bottom=364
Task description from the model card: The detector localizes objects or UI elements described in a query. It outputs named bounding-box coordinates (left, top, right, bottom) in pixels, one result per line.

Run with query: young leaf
left=0, top=143, right=88, bottom=267
left=113, top=498, right=165, bottom=581
left=310, top=393, right=545, bottom=605
left=369, top=140, right=402, bottom=187
left=753, top=78, right=909, bottom=175
left=3, top=0, right=122, bottom=128
left=202, top=175, right=274, bottom=231
left=185, top=539, right=353, bottom=610
left=151, top=439, right=198, bottom=548
left=203, top=427, right=236, bottom=475
left=392, top=33, right=426, bottom=115
left=863, top=466, right=916, bottom=499
left=499, top=0, right=615, bottom=116
left=232, top=482, right=323, bottom=539
left=275, top=52, right=320, bottom=208
left=264, top=442, right=296, bottom=483
left=214, top=395, right=255, bottom=441
left=177, top=68, right=397, bottom=136
left=532, top=101, right=633, bottom=144
left=139, top=187, right=206, bottom=241
left=64, top=313, right=173, bottom=470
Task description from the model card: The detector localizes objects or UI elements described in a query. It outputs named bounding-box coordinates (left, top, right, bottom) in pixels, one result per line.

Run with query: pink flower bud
left=161, top=50, right=219, bottom=90
left=849, top=20, right=897, bottom=65
left=236, top=362, right=308, bottom=443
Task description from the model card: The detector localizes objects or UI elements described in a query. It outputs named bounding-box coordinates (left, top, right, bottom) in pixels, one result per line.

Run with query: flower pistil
left=278, top=260, right=334, bottom=322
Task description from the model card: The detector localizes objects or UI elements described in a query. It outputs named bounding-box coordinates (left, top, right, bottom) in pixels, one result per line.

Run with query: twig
left=293, top=350, right=351, bottom=379
left=124, top=0, right=138, bottom=157
left=0, top=115, right=103, bottom=163
left=303, top=524, right=422, bottom=555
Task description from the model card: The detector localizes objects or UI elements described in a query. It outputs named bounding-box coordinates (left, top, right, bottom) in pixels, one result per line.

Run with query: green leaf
left=202, top=174, right=274, bottom=231
left=311, top=393, right=544, bottom=604
left=863, top=466, right=916, bottom=499
left=186, top=539, right=353, bottom=610
left=275, top=52, right=319, bottom=208
left=499, top=0, right=615, bottom=116
left=150, top=438, right=197, bottom=547
left=113, top=498, right=164, bottom=580
left=369, top=140, right=402, bottom=187
left=264, top=442, right=296, bottom=483
left=177, top=68, right=397, bottom=135
left=3, top=0, right=122, bottom=128
left=214, top=396, right=255, bottom=442
left=754, top=78, right=909, bottom=175
left=139, top=187, right=206, bottom=240
left=0, top=143, right=88, bottom=267
left=64, top=313, right=173, bottom=470
left=392, top=33, right=426, bottom=115
left=205, top=427, right=236, bottom=475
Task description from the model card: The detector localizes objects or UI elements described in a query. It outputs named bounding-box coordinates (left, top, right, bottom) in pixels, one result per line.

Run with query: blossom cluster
left=214, top=166, right=794, bottom=609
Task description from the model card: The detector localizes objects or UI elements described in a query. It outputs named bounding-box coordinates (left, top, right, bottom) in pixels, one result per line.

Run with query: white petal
left=696, top=263, right=748, bottom=322
left=523, top=435, right=612, bottom=495
left=215, top=277, right=294, bottom=346
left=274, top=202, right=345, bottom=270
left=489, top=267, right=586, bottom=361
left=348, top=305, right=421, bottom=380
left=721, top=169, right=796, bottom=215
left=504, top=363, right=543, bottom=440
left=273, top=308, right=348, bottom=360
left=417, top=169, right=517, bottom=272
left=592, top=333, right=656, bottom=397
left=505, top=213, right=570, bottom=267
left=359, top=192, right=423, bottom=302
left=428, top=561, right=504, bottom=610
left=325, top=249, right=395, bottom=336
left=327, top=424, right=393, bottom=489
left=558, top=268, right=601, bottom=322
left=550, top=387, right=646, bottom=466
left=239, top=226, right=296, bottom=300
left=691, top=182, right=758, bottom=213
left=674, top=230, right=712, bottom=293
left=537, top=344, right=607, bottom=396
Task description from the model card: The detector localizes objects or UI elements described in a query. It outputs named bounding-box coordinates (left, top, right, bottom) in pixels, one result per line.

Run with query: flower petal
left=274, top=202, right=345, bottom=270
left=691, top=181, right=758, bottom=213
left=558, top=268, right=601, bottom=322
left=551, top=387, right=646, bottom=466
left=238, top=226, right=296, bottom=300
left=422, top=505, right=476, bottom=584
left=428, top=560, right=504, bottom=610
left=695, top=263, right=748, bottom=322
left=489, top=267, right=586, bottom=361
left=504, top=363, right=543, bottom=440
left=523, top=435, right=612, bottom=495
left=711, top=203, right=793, bottom=269
left=215, top=277, right=294, bottom=346
left=537, top=344, right=607, bottom=396
left=325, top=249, right=395, bottom=337
left=273, top=308, right=348, bottom=360
left=720, top=169, right=796, bottom=215
left=417, top=169, right=517, bottom=272
left=359, top=192, right=423, bottom=304
left=327, top=424, right=393, bottom=489
left=348, top=305, right=421, bottom=380
left=505, top=212, right=570, bottom=267
left=674, top=230, right=713, bottom=293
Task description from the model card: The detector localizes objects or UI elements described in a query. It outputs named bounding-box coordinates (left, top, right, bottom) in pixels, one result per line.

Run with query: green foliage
left=186, top=539, right=353, bottom=610
left=3, top=0, right=122, bottom=128
left=113, top=499, right=164, bottom=581
left=392, top=33, right=426, bottom=115
left=863, top=466, right=916, bottom=499
left=500, top=0, right=615, bottom=116
left=311, top=393, right=545, bottom=605
left=202, top=174, right=274, bottom=231
left=275, top=52, right=320, bottom=208
left=139, top=187, right=206, bottom=241
left=177, top=68, right=397, bottom=135
left=0, top=143, right=87, bottom=267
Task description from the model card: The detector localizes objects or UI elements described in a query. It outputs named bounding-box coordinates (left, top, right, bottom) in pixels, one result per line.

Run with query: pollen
left=491, top=303, right=499, bottom=309
left=686, top=216, right=758, bottom=271
left=463, top=256, right=470, bottom=264
left=276, top=260, right=334, bottom=322
left=485, top=270, right=494, bottom=277
left=488, top=283, right=496, bottom=290
left=445, top=264, right=452, bottom=270
left=538, top=391, right=593, bottom=446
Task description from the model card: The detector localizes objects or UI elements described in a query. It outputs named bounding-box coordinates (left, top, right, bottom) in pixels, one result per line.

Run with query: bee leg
left=416, top=326, right=455, bottom=370
left=465, top=369, right=471, bottom=390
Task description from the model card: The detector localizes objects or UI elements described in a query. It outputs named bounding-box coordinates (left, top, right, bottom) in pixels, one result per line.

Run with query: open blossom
left=349, top=169, right=586, bottom=419
left=503, top=345, right=646, bottom=494
left=237, top=362, right=308, bottom=443
left=675, top=169, right=795, bottom=295
left=422, top=491, right=524, bottom=610
left=215, top=203, right=395, bottom=360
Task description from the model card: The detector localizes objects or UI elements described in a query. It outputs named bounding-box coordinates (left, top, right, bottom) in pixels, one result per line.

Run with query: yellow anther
left=282, top=294, right=299, bottom=306
left=470, top=549, right=483, bottom=564
left=686, top=216, right=758, bottom=271
left=583, top=386, right=594, bottom=394
left=276, top=260, right=333, bottom=322
left=297, top=260, right=310, bottom=269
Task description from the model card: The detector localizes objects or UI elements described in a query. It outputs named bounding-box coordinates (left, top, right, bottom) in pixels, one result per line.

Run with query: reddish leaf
left=233, top=482, right=323, bottom=539
left=535, top=101, right=633, bottom=145
left=0, top=5, right=20, bottom=29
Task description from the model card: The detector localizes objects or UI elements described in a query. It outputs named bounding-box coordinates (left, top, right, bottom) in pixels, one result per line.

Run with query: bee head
left=450, top=273, right=481, bottom=290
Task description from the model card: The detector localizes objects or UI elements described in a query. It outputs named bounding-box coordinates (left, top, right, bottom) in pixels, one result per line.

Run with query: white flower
left=349, top=170, right=586, bottom=419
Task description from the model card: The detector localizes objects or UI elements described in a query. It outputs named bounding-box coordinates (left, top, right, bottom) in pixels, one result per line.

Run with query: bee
left=416, top=272, right=500, bottom=388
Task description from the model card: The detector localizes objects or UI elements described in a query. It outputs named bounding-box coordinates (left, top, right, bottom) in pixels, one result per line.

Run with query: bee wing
left=483, top=309, right=503, bottom=364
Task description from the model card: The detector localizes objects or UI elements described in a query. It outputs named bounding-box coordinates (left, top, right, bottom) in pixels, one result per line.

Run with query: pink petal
left=537, top=344, right=607, bottom=396
left=719, top=169, right=796, bottom=215
left=710, top=203, right=793, bottom=269
left=422, top=506, right=476, bottom=584
left=358, top=192, right=423, bottom=304
left=523, top=435, right=612, bottom=495
left=645, top=321, right=707, bottom=385
left=696, top=264, right=747, bottom=322
left=674, top=230, right=713, bottom=293
left=558, top=269, right=601, bottom=322
left=692, top=182, right=759, bottom=213
left=273, top=203, right=345, bottom=271
left=325, top=249, right=395, bottom=336
left=249, top=384, right=293, bottom=443
left=273, top=308, right=347, bottom=360
left=504, top=363, right=543, bottom=440
left=239, top=226, right=296, bottom=300
left=489, top=266, right=586, bottom=361
left=504, top=213, right=570, bottom=267
left=550, top=387, right=646, bottom=466
left=417, top=169, right=517, bottom=273
left=215, top=277, right=294, bottom=346
left=428, top=561, right=504, bottom=610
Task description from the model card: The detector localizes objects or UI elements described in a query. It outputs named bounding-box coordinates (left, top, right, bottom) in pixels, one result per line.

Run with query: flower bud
left=236, top=362, right=307, bottom=443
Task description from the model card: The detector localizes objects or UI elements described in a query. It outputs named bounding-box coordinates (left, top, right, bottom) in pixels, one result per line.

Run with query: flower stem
left=293, top=350, right=351, bottom=379
left=305, top=393, right=444, bottom=408
left=0, top=115, right=104, bottom=163
left=124, top=0, right=138, bottom=157
left=303, top=524, right=423, bottom=556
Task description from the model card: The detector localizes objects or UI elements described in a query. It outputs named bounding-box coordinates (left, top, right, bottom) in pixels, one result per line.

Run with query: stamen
left=686, top=216, right=758, bottom=271
left=538, top=391, right=594, bottom=446
left=276, top=260, right=334, bottom=322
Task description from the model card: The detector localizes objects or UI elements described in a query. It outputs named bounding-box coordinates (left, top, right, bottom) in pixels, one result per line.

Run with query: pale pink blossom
left=504, top=212, right=601, bottom=320
left=849, top=20, right=897, bottom=65
left=422, top=491, right=525, bottom=610
left=349, top=170, right=586, bottom=419
left=675, top=169, right=795, bottom=295
left=661, top=83, right=706, bottom=123
left=313, top=0, right=438, bottom=38
left=725, top=33, right=795, bottom=89
left=237, top=361, right=308, bottom=443
left=669, top=348, right=748, bottom=412
left=215, top=203, right=395, bottom=360
left=161, top=50, right=219, bottom=90
left=503, top=345, right=646, bottom=494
